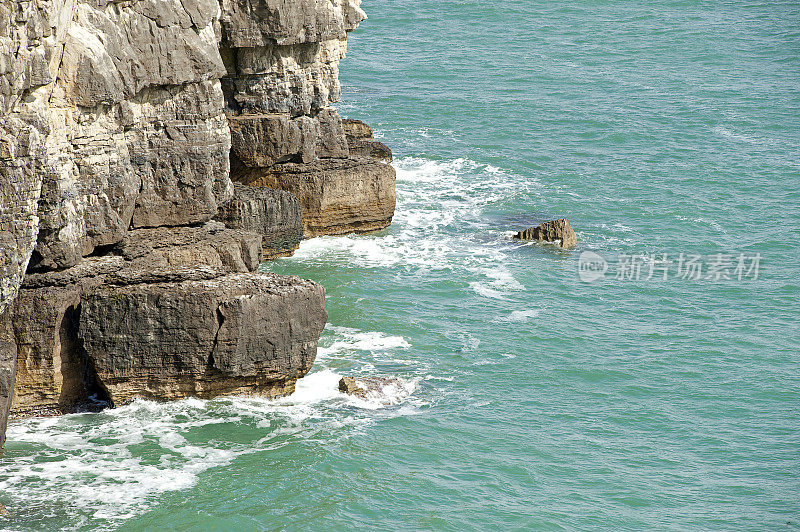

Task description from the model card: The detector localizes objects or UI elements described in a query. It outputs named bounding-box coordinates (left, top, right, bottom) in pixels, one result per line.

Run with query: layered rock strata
left=241, top=158, right=396, bottom=237
left=216, top=184, right=303, bottom=259
left=0, top=0, right=393, bottom=447
left=220, top=2, right=396, bottom=236
left=342, top=118, right=393, bottom=163
left=9, top=243, right=326, bottom=418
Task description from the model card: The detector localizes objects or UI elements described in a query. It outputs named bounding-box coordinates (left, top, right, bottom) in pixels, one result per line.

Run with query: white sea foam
left=318, top=325, right=411, bottom=360
left=494, top=309, right=542, bottom=323
left=1, top=321, right=423, bottom=527
left=285, top=156, right=540, bottom=273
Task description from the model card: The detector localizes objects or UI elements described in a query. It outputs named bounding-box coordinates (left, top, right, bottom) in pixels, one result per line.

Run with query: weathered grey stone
left=79, top=272, right=327, bottom=403
left=221, top=40, right=347, bottom=116
left=514, top=219, right=578, bottom=249
left=240, top=158, right=396, bottom=237
left=342, top=118, right=373, bottom=141
left=216, top=184, right=303, bottom=259
left=18, top=0, right=234, bottom=271
left=116, top=222, right=262, bottom=273
left=229, top=108, right=348, bottom=171
left=342, top=118, right=391, bottom=162
left=347, top=139, right=392, bottom=163
left=219, top=0, right=365, bottom=48
left=0, top=118, right=46, bottom=312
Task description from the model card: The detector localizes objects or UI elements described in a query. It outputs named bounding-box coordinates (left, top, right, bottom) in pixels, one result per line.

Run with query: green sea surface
left=2, top=1, right=799, bottom=529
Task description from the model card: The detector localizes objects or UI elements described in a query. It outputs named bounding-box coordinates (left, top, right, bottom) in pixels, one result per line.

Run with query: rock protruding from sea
left=0, top=502, right=9, bottom=517
left=8, top=249, right=326, bottom=418
left=338, top=376, right=365, bottom=396
left=514, top=219, right=577, bottom=249
left=338, top=375, right=408, bottom=402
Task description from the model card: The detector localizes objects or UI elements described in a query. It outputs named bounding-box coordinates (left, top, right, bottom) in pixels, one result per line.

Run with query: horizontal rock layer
left=216, top=184, right=304, bottom=259
left=9, top=252, right=327, bottom=416
left=80, top=271, right=326, bottom=403
left=241, top=158, right=396, bottom=237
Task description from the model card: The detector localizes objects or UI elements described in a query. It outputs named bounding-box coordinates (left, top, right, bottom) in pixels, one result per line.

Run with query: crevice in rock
left=74, top=304, right=113, bottom=412
left=209, top=305, right=226, bottom=369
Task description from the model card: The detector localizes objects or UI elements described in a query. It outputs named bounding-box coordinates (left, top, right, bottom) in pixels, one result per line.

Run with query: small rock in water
left=514, top=218, right=577, bottom=249
left=0, top=503, right=9, bottom=517
left=338, top=376, right=366, bottom=396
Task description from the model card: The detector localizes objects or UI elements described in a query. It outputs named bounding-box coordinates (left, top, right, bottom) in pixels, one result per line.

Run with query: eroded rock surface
left=241, top=158, right=396, bottom=237
left=80, top=271, right=327, bottom=403
left=217, top=184, right=303, bottom=259
left=514, top=219, right=578, bottom=249
left=0, top=0, right=392, bottom=445
left=342, top=118, right=392, bottom=163
left=0, top=310, right=17, bottom=448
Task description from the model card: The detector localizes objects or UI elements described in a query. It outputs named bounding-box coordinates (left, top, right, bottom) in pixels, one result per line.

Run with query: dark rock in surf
left=514, top=219, right=577, bottom=249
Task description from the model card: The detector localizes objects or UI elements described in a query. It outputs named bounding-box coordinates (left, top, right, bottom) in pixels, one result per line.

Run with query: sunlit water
left=2, top=1, right=799, bottom=529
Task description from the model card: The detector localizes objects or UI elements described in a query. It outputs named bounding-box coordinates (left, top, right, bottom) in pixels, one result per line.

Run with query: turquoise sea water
left=2, top=1, right=800, bottom=529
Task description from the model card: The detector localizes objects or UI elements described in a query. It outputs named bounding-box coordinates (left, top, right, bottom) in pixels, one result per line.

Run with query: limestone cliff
left=0, top=0, right=395, bottom=447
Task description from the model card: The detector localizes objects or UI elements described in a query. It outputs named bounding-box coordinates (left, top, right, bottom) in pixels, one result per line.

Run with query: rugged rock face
left=80, top=271, right=326, bottom=403
left=514, top=219, right=578, bottom=249
left=8, top=251, right=327, bottom=416
left=342, top=118, right=392, bottom=163
left=10, top=284, right=85, bottom=418
left=0, top=0, right=395, bottom=446
left=217, top=184, right=303, bottom=258
left=241, top=158, right=396, bottom=237
left=219, top=1, right=396, bottom=236
left=0, top=309, right=16, bottom=447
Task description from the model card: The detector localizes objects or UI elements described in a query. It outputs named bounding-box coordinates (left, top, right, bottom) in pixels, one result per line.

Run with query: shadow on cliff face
left=60, top=304, right=113, bottom=414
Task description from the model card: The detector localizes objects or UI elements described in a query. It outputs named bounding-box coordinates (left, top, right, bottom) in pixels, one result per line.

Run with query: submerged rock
left=0, top=502, right=8, bottom=517
left=514, top=219, right=577, bottom=249
left=338, top=375, right=408, bottom=402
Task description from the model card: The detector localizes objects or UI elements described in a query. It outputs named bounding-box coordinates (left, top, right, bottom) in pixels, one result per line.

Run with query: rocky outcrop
left=514, top=219, right=578, bottom=249
left=216, top=184, right=303, bottom=259
left=219, top=1, right=395, bottom=236
left=9, top=284, right=85, bottom=418
left=9, top=250, right=326, bottom=415
left=80, top=271, right=326, bottom=403
left=342, top=118, right=392, bottom=163
left=0, top=0, right=393, bottom=445
left=339, top=376, right=364, bottom=396
left=116, top=222, right=262, bottom=273
left=241, top=158, right=396, bottom=237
